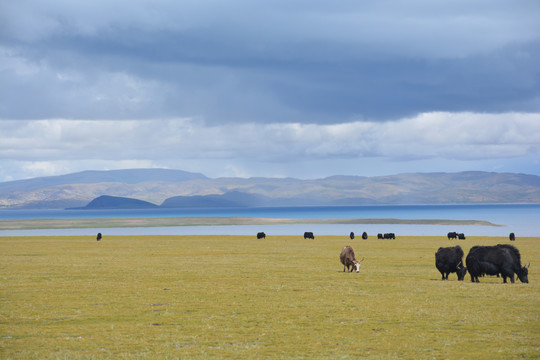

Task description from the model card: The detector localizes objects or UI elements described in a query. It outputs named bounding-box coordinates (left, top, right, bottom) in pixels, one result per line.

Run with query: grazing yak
left=457, top=233, right=466, bottom=240
left=96, top=233, right=102, bottom=241
left=304, top=232, right=314, bottom=239
left=257, top=232, right=266, bottom=239
left=509, top=233, right=515, bottom=241
left=350, top=232, right=355, bottom=240
left=377, top=233, right=395, bottom=239
left=362, top=232, right=368, bottom=240
left=447, top=232, right=458, bottom=240
left=340, top=245, right=364, bottom=273
left=465, top=244, right=529, bottom=283
left=377, top=233, right=383, bottom=239
left=435, top=245, right=467, bottom=280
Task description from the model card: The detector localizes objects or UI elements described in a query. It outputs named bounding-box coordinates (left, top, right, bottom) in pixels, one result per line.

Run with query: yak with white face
left=340, top=245, right=363, bottom=273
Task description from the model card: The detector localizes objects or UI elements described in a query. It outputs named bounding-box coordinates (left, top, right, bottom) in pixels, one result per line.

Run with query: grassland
left=1, top=234, right=538, bottom=359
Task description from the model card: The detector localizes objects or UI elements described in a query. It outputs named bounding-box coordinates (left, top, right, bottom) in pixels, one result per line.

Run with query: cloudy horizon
left=1, top=1, right=539, bottom=181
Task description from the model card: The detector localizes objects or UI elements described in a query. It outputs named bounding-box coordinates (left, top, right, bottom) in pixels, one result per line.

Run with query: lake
left=0, top=204, right=539, bottom=237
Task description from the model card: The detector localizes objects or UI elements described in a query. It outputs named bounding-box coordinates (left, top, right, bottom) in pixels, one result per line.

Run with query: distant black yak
left=96, top=233, right=102, bottom=241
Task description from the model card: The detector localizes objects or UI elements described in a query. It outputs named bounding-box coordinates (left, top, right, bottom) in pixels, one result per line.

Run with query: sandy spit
left=0, top=217, right=502, bottom=230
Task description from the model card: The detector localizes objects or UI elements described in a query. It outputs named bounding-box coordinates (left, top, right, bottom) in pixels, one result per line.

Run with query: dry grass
left=1, top=234, right=538, bottom=359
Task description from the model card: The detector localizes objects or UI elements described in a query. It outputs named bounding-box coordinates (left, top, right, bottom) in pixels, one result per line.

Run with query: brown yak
left=340, top=245, right=364, bottom=273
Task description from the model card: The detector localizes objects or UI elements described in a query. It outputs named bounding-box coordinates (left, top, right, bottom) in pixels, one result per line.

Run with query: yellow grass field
left=1, top=234, right=539, bottom=359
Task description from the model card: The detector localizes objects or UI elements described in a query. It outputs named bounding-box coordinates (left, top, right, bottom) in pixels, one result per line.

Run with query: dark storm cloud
left=2, top=0, right=539, bottom=123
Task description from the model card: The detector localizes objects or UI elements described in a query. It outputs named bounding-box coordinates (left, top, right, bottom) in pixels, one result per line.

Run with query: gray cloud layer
left=2, top=1, right=539, bottom=123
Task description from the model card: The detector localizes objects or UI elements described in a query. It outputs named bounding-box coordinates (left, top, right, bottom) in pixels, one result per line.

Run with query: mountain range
left=1, top=169, right=539, bottom=209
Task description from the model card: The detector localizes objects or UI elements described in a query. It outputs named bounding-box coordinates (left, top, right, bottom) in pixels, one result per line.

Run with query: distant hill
left=1, top=169, right=539, bottom=209
left=74, top=195, right=159, bottom=209
left=161, top=191, right=266, bottom=208
left=0, top=169, right=207, bottom=192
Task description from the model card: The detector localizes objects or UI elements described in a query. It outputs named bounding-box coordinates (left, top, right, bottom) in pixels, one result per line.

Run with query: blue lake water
left=0, top=204, right=539, bottom=237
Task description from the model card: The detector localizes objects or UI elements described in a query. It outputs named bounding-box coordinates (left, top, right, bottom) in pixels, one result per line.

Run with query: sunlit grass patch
left=1, top=234, right=538, bottom=359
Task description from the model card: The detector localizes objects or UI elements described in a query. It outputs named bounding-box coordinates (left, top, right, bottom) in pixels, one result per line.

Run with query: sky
left=1, top=0, right=540, bottom=182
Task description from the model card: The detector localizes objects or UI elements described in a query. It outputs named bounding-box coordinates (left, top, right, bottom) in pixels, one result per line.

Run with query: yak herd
left=435, top=244, right=529, bottom=283
left=97, top=229, right=529, bottom=283
left=255, top=231, right=530, bottom=284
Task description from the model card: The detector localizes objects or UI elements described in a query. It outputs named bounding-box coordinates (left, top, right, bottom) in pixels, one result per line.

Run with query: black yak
left=257, top=232, right=266, bottom=239
left=466, top=244, right=529, bottom=283
left=435, top=245, right=467, bottom=280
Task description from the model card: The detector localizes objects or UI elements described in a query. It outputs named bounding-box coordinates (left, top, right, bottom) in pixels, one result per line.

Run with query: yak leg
left=501, top=267, right=514, bottom=283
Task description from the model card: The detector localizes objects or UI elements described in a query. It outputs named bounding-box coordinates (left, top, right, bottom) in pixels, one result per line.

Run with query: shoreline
left=0, top=217, right=503, bottom=230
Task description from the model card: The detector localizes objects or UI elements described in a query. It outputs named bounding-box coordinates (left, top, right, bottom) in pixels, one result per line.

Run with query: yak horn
left=359, top=257, right=365, bottom=262
left=456, top=261, right=462, bottom=269
left=527, top=263, right=530, bottom=268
